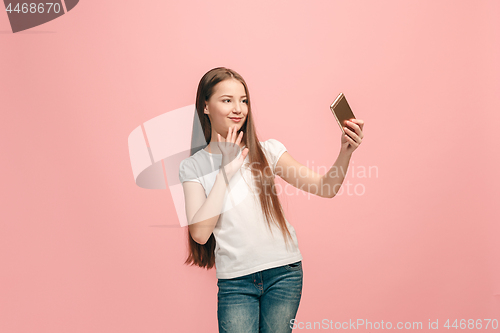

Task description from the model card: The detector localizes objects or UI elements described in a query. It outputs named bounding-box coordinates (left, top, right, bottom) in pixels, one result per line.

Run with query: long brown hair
left=184, top=67, right=295, bottom=270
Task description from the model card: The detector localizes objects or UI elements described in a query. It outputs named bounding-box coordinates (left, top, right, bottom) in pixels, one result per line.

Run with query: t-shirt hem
left=216, top=254, right=303, bottom=279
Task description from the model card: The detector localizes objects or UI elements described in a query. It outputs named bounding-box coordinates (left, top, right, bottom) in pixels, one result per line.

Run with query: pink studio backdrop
left=1, top=1, right=499, bottom=332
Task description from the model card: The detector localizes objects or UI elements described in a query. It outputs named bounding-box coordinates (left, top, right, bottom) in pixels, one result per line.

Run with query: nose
left=232, top=109, right=242, bottom=118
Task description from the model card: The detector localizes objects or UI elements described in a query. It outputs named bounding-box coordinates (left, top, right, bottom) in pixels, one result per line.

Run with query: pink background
left=1, top=0, right=499, bottom=332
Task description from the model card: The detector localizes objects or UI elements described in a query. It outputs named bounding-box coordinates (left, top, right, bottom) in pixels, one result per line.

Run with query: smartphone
left=330, top=92, right=356, bottom=135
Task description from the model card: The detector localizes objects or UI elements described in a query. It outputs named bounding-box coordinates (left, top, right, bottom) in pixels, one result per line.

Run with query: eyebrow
left=220, top=95, right=247, bottom=98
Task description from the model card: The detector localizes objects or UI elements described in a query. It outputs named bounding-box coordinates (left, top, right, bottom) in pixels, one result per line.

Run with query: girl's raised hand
left=340, top=118, right=364, bottom=155
left=217, top=126, right=249, bottom=179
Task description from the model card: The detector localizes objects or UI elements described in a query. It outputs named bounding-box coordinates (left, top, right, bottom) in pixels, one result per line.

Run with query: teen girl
left=179, top=67, right=364, bottom=332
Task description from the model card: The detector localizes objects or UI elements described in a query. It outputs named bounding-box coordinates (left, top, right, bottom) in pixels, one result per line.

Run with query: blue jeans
left=217, top=261, right=303, bottom=333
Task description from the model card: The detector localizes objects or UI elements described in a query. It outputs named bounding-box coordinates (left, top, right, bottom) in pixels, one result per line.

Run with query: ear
left=203, top=101, right=210, bottom=114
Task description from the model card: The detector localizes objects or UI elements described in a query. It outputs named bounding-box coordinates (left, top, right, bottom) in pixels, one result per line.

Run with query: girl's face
left=204, top=78, right=248, bottom=138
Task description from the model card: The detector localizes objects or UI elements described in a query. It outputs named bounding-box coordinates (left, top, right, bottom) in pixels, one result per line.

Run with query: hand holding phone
left=330, top=92, right=356, bottom=135
left=330, top=92, right=364, bottom=155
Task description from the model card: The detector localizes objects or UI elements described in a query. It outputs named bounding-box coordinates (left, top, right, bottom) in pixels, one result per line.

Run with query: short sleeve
left=178, top=159, right=202, bottom=184
left=265, top=139, right=287, bottom=175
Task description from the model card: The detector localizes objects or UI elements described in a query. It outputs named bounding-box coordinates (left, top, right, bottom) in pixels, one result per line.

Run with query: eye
left=242, top=99, right=248, bottom=104
left=223, top=99, right=231, bottom=103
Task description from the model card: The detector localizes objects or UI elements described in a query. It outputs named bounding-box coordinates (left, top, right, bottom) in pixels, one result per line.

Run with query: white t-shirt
left=178, top=139, right=303, bottom=279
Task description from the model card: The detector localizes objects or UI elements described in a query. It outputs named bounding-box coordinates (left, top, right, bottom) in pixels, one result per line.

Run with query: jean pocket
left=284, top=261, right=302, bottom=271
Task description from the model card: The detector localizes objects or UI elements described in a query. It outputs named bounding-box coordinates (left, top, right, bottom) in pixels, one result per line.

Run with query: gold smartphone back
left=330, top=92, right=356, bottom=135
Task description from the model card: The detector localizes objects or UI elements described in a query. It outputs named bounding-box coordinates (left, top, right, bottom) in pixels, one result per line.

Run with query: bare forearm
left=189, top=170, right=232, bottom=244
left=320, top=151, right=352, bottom=198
